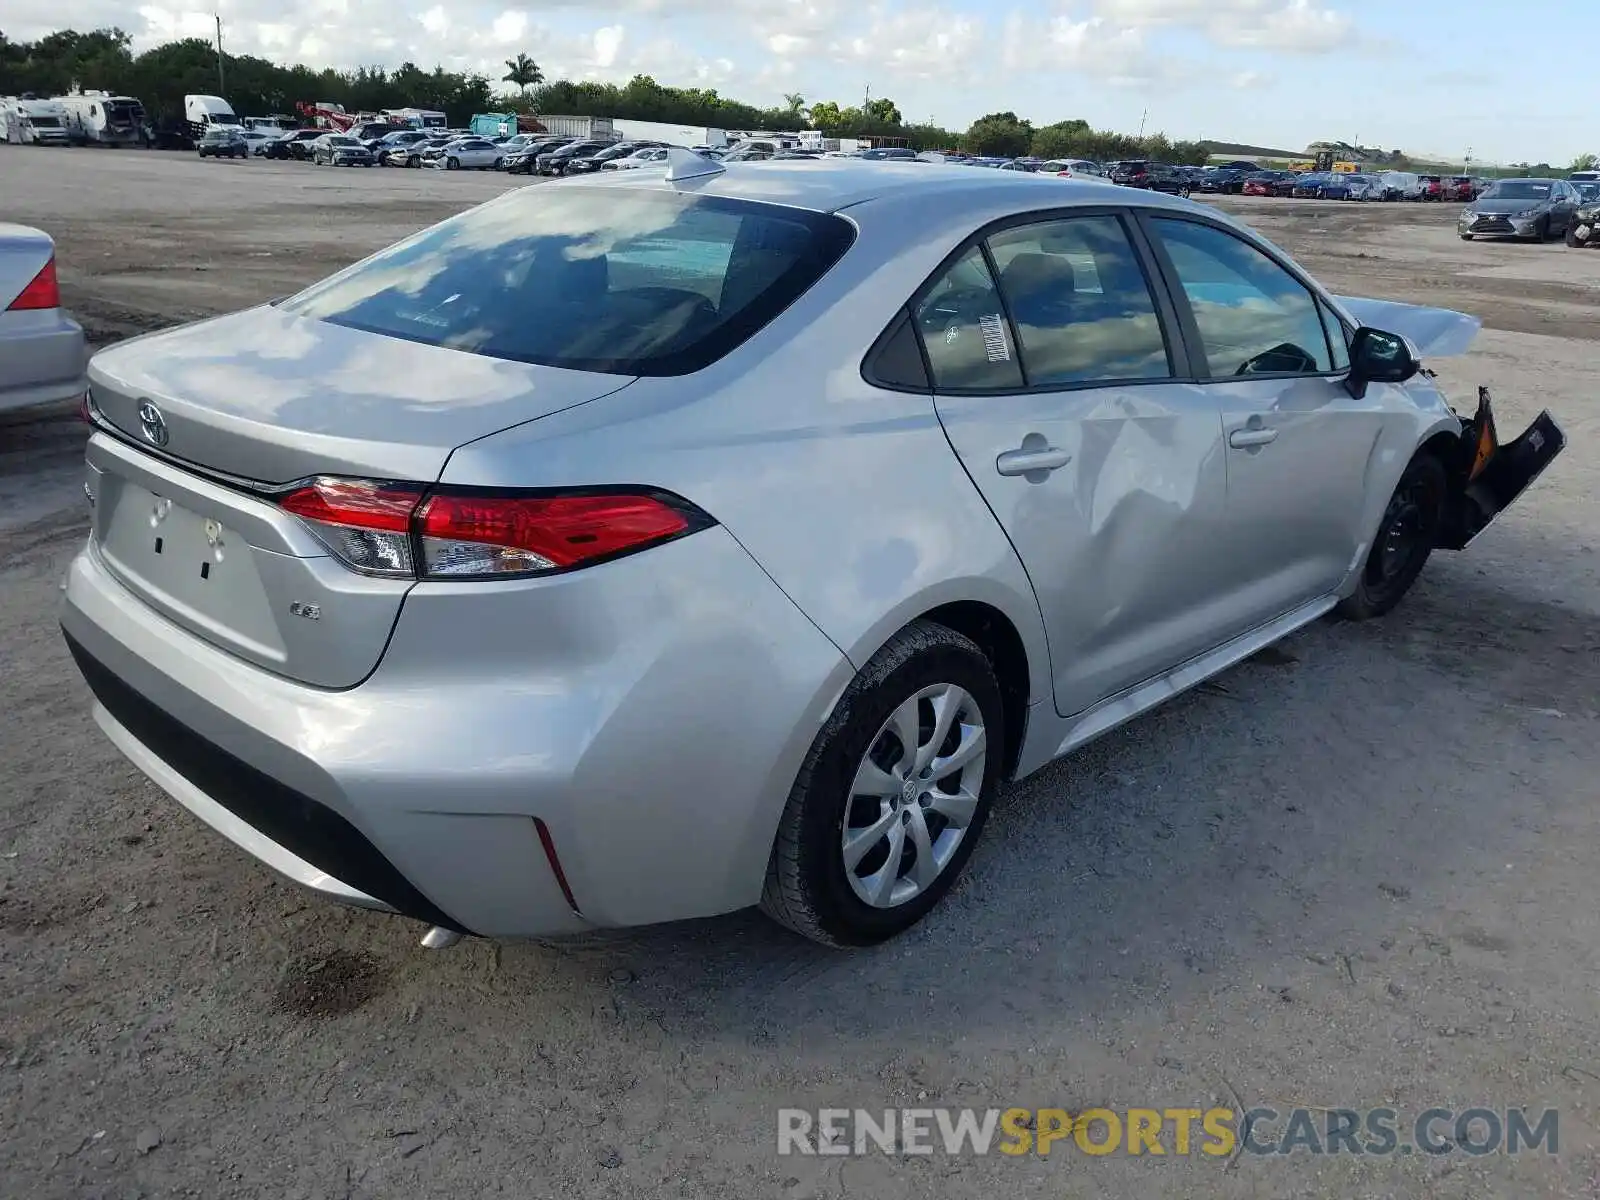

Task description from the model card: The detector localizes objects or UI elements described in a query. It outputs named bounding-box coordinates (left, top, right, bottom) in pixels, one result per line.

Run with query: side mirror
left=1346, top=327, right=1419, bottom=398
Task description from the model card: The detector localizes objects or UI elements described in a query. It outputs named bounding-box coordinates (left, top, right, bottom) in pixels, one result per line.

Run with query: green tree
left=1030, top=118, right=1090, bottom=159
left=863, top=96, right=901, bottom=126
left=782, top=92, right=806, bottom=118
left=501, top=52, right=543, bottom=98
left=964, top=111, right=1032, bottom=157
left=1571, top=152, right=1598, bottom=173
left=807, top=99, right=844, bottom=130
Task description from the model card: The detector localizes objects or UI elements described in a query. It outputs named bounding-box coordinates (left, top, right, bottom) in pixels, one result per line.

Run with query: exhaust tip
left=419, top=925, right=464, bottom=950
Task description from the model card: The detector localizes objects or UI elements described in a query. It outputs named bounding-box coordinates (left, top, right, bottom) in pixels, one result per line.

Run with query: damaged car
left=61, top=155, right=1566, bottom=949
left=1564, top=183, right=1600, bottom=246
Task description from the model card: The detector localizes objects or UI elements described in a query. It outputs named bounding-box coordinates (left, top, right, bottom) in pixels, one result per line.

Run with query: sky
left=4, top=0, right=1586, bottom=165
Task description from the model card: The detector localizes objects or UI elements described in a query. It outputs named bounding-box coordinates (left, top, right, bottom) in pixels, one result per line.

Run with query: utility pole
left=864, top=84, right=871, bottom=115
left=1138, top=108, right=1147, bottom=138
left=214, top=14, right=226, bottom=95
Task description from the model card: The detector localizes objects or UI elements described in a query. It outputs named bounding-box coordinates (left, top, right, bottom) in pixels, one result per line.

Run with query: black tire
left=446, top=156, right=459, bottom=170
left=760, top=620, right=1005, bottom=947
left=1460, top=233, right=1473, bottom=241
left=1567, top=226, right=1582, bottom=247
left=1533, top=216, right=1550, bottom=242
left=1337, top=453, right=1447, bottom=620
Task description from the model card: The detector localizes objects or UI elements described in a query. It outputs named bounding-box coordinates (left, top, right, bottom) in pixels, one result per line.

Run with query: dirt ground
left=3, top=147, right=1599, bottom=1199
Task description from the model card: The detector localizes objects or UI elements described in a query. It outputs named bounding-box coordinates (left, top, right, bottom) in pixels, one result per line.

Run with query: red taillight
left=8, top=256, right=60, bottom=311
left=276, top=478, right=705, bottom=580
left=279, top=478, right=423, bottom=577
left=417, top=491, right=693, bottom=577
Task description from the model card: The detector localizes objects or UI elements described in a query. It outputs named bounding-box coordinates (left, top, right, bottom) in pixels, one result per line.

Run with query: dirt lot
left=3, top=147, right=1599, bottom=1199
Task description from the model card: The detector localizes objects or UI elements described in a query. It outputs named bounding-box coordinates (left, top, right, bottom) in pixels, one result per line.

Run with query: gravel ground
left=3, top=148, right=1599, bottom=1199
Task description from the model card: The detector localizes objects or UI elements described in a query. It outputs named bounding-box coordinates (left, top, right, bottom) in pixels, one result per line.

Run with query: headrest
left=999, top=252, right=1077, bottom=300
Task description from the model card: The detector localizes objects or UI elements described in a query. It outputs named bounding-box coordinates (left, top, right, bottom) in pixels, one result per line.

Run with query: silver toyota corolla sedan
left=0, top=223, right=86, bottom=414
left=61, top=154, right=1565, bottom=948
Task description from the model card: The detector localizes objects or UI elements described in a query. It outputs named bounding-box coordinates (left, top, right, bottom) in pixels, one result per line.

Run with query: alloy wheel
left=842, top=684, right=987, bottom=909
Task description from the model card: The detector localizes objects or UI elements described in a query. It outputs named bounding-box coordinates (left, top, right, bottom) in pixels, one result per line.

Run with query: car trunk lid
left=86, top=305, right=636, bottom=484
left=85, top=305, right=635, bottom=687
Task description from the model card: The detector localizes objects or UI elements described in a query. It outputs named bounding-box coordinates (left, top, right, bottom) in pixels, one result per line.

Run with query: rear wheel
left=761, top=620, right=1004, bottom=946
left=1337, top=453, right=1447, bottom=620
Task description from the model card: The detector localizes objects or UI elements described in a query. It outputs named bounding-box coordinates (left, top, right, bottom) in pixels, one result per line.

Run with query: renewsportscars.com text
left=777, top=1106, right=1558, bottom=1158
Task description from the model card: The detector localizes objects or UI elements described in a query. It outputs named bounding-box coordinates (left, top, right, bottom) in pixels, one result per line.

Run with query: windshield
left=1483, top=181, right=1552, bottom=199
left=281, top=188, right=856, bottom=376
left=327, top=136, right=358, bottom=146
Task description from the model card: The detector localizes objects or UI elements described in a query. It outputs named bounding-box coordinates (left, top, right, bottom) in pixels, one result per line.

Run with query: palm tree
left=782, top=92, right=806, bottom=119
left=502, top=53, right=544, bottom=99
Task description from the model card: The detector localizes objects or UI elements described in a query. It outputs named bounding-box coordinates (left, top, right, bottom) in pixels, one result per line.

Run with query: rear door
left=925, top=210, right=1236, bottom=716
left=1140, top=213, right=1384, bottom=636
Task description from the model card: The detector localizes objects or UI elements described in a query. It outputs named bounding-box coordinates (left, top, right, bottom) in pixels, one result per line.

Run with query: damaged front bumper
left=1438, top=387, right=1566, bottom=550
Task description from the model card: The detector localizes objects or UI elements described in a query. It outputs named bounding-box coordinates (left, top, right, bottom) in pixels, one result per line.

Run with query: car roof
left=563, top=158, right=1200, bottom=215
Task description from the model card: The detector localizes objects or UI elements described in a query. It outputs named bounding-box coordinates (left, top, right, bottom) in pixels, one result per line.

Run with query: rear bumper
left=0, top=311, right=86, bottom=414
left=61, top=522, right=852, bottom=938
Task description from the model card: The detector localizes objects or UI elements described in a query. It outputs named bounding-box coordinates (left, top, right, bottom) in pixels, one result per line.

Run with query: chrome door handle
left=1229, top=427, right=1279, bottom=448
left=996, top=446, right=1073, bottom=476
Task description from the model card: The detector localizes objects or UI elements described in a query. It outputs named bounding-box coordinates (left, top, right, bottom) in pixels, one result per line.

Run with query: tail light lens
left=277, top=477, right=710, bottom=580
left=8, top=256, right=60, bottom=311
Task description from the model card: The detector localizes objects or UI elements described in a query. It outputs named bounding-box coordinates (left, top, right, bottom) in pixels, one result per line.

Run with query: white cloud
left=1231, top=69, right=1272, bottom=88
left=491, top=11, right=528, bottom=44
left=418, top=5, right=449, bottom=37
left=1091, top=0, right=1358, bottom=53
left=1001, top=11, right=1172, bottom=87
left=830, top=8, right=984, bottom=78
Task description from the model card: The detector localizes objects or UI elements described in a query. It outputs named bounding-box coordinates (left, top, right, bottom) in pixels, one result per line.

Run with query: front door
left=1142, top=215, right=1386, bottom=636
left=922, top=212, right=1234, bottom=717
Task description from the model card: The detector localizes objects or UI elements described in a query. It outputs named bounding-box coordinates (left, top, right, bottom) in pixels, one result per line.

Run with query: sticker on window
left=979, top=313, right=1010, bottom=362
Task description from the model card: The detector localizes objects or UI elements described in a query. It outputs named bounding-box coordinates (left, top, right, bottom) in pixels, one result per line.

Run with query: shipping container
left=532, top=114, right=616, bottom=139
left=609, top=119, right=728, bottom=148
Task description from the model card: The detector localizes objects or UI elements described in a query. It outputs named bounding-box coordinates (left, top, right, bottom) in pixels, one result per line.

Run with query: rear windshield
left=1483, top=181, right=1551, bottom=199
left=281, top=188, right=856, bottom=376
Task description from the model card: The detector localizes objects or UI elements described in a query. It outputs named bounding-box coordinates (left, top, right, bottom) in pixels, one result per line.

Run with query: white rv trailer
left=57, top=91, right=146, bottom=146
left=2, top=96, right=71, bottom=145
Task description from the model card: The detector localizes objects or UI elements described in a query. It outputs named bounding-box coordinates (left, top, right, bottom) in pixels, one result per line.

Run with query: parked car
left=196, top=127, right=248, bottom=159
left=239, top=129, right=277, bottom=157
left=0, top=224, right=85, bottom=414
left=1417, top=175, right=1446, bottom=201
left=1291, top=172, right=1332, bottom=198
left=1566, top=188, right=1600, bottom=246
left=1317, top=174, right=1355, bottom=200
left=64, top=162, right=1565, bottom=949
left=1377, top=171, right=1423, bottom=201
left=374, top=130, right=430, bottom=164
left=600, top=145, right=673, bottom=171
left=1343, top=174, right=1384, bottom=201
left=1113, top=161, right=1183, bottom=193
left=500, top=137, right=569, bottom=175
left=860, top=147, right=917, bottom=161
left=1442, top=176, right=1479, bottom=202
left=1109, top=160, right=1153, bottom=186
left=998, top=159, right=1038, bottom=173
left=1197, top=167, right=1249, bottom=194
left=266, top=129, right=323, bottom=160
left=1240, top=170, right=1286, bottom=197
left=563, top=141, right=665, bottom=175
left=535, top=139, right=617, bottom=175
left=423, top=137, right=503, bottom=171
left=1458, top=177, right=1580, bottom=241
left=312, top=134, right=374, bottom=167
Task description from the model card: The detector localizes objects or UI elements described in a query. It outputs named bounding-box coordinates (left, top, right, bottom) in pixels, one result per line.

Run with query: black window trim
left=1131, top=208, right=1353, bottom=384
left=862, top=204, right=1197, bottom=398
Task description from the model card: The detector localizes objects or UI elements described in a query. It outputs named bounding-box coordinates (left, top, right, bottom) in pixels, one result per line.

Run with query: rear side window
left=986, top=216, right=1171, bottom=386
left=1150, top=218, right=1333, bottom=377
left=913, top=246, right=1023, bottom=390
left=281, top=189, right=855, bottom=376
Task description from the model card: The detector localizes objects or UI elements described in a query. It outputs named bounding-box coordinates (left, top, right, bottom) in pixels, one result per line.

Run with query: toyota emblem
left=137, top=400, right=169, bottom=447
